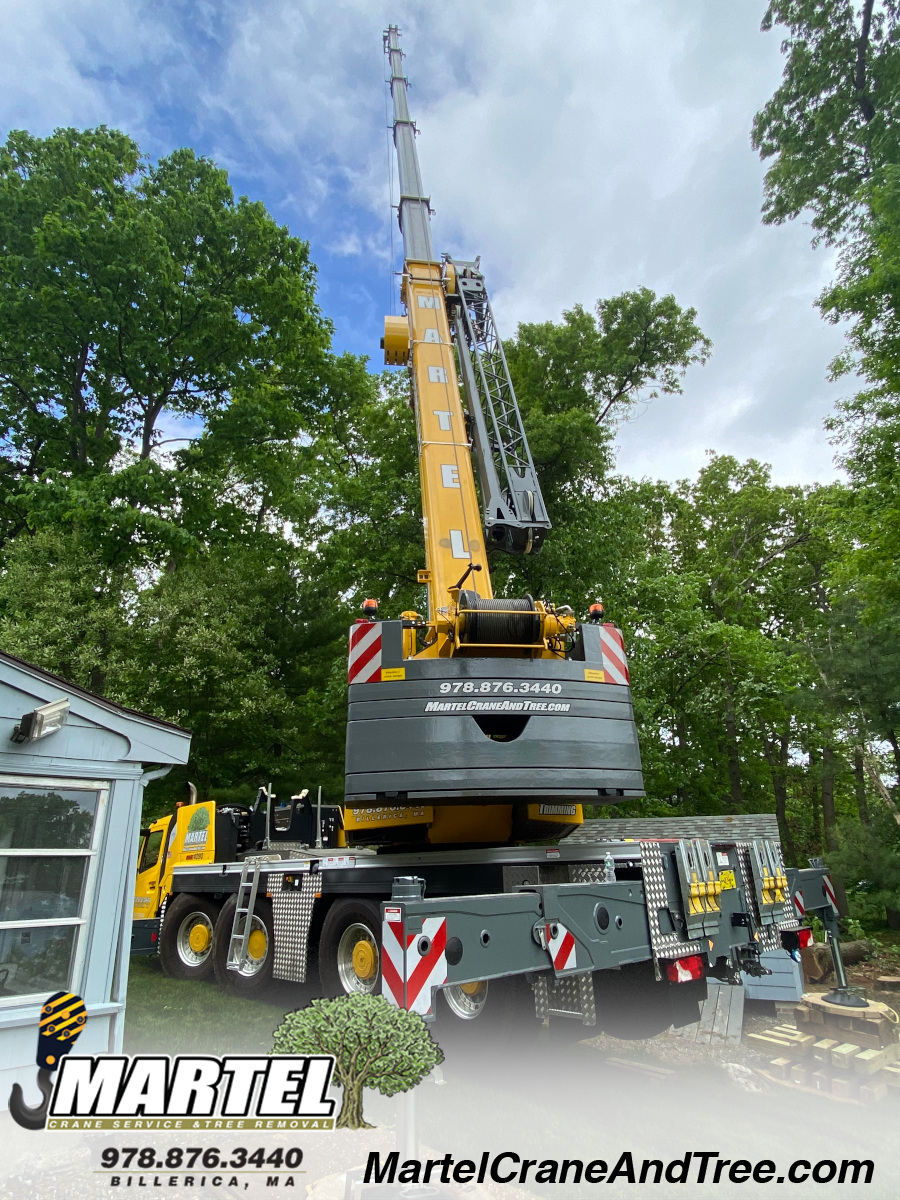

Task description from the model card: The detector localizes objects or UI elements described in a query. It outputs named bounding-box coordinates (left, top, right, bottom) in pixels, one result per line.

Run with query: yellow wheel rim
left=460, top=980, right=486, bottom=997
left=247, top=928, right=267, bottom=961
left=352, top=939, right=377, bottom=981
left=189, top=924, right=210, bottom=953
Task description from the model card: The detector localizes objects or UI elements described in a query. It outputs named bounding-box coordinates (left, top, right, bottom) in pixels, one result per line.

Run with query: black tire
left=594, top=960, right=678, bottom=1040
left=212, top=894, right=275, bottom=997
left=158, top=894, right=220, bottom=982
left=318, top=898, right=383, bottom=997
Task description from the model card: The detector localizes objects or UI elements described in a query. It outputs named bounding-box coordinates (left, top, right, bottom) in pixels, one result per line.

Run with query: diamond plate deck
left=641, top=841, right=703, bottom=960
left=735, top=844, right=782, bottom=951
left=570, top=863, right=606, bottom=884
left=270, top=871, right=317, bottom=983
left=534, top=972, right=597, bottom=1025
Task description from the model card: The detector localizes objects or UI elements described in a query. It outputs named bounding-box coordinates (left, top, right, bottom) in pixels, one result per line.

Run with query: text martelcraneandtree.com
left=364, top=1151, right=875, bottom=1187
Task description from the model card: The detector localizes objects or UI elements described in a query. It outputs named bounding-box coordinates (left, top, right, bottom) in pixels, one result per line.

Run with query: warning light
left=666, top=954, right=705, bottom=983
left=362, top=599, right=379, bottom=620
left=588, top=602, right=605, bottom=623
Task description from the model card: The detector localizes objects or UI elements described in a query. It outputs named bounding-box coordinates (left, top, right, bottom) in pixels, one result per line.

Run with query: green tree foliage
left=0, top=127, right=375, bottom=805
left=821, top=170, right=900, bottom=610
left=752, top=0, right=900, bottom=241
left=828, top=808, right=900, bottom=913
left=753, top=5, right=900, bottom=906
left=1, top=120, right=896, bottom=927
left=504, top=288, right=710, bottom=494
left=0, top=125, right=329, bottom=554
left=272, top=994, right=443, bottom=1129
left=493, top=289, right=710, bottom=607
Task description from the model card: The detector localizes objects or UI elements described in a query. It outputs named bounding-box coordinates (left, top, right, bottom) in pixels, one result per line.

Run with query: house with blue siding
left=0, top=651, right=190, bottom=1110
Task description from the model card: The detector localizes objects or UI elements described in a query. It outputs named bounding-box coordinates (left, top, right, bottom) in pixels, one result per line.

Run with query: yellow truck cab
left=131, top=790, right=343, bottom=981
left=133, top=802, right=217, bottom=925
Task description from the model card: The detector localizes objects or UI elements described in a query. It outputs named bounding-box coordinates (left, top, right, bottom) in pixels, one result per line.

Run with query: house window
left=0, top=778, right=107, bottom=1003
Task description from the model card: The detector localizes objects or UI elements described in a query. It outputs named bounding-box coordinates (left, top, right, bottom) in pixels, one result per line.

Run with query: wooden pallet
left=669, top=981, right=744, bottom=1044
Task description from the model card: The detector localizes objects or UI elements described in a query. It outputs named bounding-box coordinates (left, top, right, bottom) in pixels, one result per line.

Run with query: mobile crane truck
left=143, top=27, right=858, bottom=1040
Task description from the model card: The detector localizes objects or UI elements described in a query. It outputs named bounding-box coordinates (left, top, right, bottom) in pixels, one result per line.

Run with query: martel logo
left=184, top=807, right=210, bottom=847
left=44, top=1055, right=336, bottom=1130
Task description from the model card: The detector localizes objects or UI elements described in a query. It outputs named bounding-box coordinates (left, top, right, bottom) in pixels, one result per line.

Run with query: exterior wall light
left=10, top=698, right=70, bottom=743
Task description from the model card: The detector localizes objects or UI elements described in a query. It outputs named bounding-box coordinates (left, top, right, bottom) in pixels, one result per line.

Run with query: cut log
left=802, top=940, right=872, bottom=979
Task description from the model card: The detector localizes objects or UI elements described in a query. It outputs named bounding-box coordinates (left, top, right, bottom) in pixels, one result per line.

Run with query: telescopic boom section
left=384, top=26, right=493, bottom=625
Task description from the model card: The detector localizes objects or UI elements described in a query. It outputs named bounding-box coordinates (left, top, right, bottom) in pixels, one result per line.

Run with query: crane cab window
left=273, top=802, right=294, bottom=832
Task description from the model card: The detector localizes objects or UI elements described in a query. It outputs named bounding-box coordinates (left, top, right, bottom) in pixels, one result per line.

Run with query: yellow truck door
left=133, top=815, right=173, bottom=922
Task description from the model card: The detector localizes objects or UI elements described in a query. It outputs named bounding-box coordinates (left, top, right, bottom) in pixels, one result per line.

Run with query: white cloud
left=0, top=0, right=176, bottom=137
left=0, top=0, right=850, bottom=487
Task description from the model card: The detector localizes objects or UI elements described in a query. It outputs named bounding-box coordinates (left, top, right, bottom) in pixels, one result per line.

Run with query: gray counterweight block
left=345, top=639, right=646, bottom=806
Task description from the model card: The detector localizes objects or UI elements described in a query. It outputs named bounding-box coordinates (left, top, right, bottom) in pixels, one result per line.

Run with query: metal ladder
left=227, top=858, right=263, bottom=972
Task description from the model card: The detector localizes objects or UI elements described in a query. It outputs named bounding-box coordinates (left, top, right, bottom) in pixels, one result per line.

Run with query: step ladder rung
left=227, top=857, right=265, bottom=973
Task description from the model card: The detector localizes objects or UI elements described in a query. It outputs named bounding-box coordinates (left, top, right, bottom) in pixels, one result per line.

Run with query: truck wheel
left=158, top=895, right=219, bottom=982
left=318, top=899, right=382, bottom=997
left=212, top=895, right=275, bottom=997
left=434, top=974, right=540, bottom=1051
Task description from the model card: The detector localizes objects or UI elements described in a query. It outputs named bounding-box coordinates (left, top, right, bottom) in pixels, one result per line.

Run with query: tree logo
left=184, top=805, right=210, bottom=847
left=272, top=993, right=443, bottom=1129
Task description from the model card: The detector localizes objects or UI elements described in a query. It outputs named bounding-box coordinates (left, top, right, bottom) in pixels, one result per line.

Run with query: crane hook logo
left=8, top=992, right=87, bottom=1130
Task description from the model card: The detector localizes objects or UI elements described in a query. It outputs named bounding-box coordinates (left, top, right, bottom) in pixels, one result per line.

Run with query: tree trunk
left=821, top=746, right=849, bottom=916
left=821, top=746, right=838, bottom=853
left=761, top=727, right=798, bottom=865
left=886, top=729, right=900, bottom=793
left=853, top=746, right=870, bottom=825
left=808, top=748, right=822, bottom=853
left=863, top=751, right=900, bottom=825
left=855, top=0, right=876, bottom=122
left=723, top=702, right=743, bottom=810
left=140, top=397, right=166, bottom=459
left=336, top=1080, right=373, bottom=1130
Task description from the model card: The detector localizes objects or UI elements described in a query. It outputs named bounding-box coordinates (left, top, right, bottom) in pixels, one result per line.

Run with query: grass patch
left=123, top=957, right=312, bottom=1056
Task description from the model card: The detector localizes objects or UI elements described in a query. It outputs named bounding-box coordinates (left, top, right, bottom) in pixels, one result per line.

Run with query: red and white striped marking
left=381, top=908, right=406, bottom=1008
left=600, top=624, right=630, bottom=685
left=381, top=912, right=448, bottom=1017
left=406, top=917, right=448, bottom=1016
left=545, top=922, right=577, bottom=972
left=792, top=889, right=805, bottom=921
left=823, top=875, right=840, bottom=915
left=348, top=620, right=382, bottom=684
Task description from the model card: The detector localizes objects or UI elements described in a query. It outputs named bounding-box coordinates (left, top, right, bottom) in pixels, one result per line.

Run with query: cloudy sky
left=2, top=1, right=849, bottom=486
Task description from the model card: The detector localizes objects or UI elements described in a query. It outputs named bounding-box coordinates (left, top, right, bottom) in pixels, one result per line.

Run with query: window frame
left=0, top=774, right=110, bottom=1007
